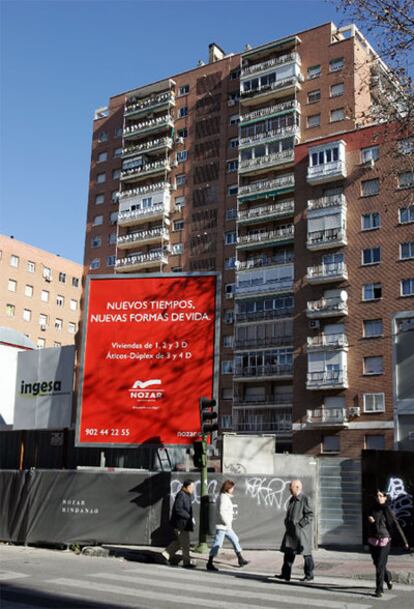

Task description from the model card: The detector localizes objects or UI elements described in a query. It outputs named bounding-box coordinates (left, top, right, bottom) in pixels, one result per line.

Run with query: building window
left=56, top=295, right=64, bottom=307
left=68, top=322, right=76, bottom=335
left=55, top=318, right=63, bottom=331
left=72, top=277, right=79, bottom=287
left=39, top=314, right=48, bottom=328
left=329, top=57, right=344, bottom=72
left=176, top=174, right=186, bottom=187
left=37, top=338, right=46, bottom=349
left=362, top=282, right=382, bottom=301
left=175, top=196, right=185, bottom=210
left=227, top=184, right=238, bottom=196
left=401, top=278, right=414, bottom=296
left=225, top=231, right=237, bottom=245
left=6, top=304, right=15, bottom=317
left=177, top=128, right=188, bottom=139
left=176, top=150, right=188, bottom=163
left=8, top=279, right=17, bottom=292
left=172, top=243, right=183, bottom=255
left=226, top=208, right=237, bottom=220
left=95, top=194, right=105, bottom=205
left=225, top=283, right=235, bottom=298
left=111, top=191, right=118, bottom=203
left=70, top=299, right=78, bottom=311
left=113, top=147, right=123, bottom=158
left=98, top=131, right=108, bottom=142
left=229, top=137, right=239, bottom=149
left=322, top=435, right=340, bottom=453
left=90, top=258, right=101, bottom=270
left=307, top=89, right=321, bottom=104
left=363, top=393, right=385, bottom=413
left=231, top=69, right=241, bottom=80
left=398, top=171, right=414, bottom=189
left=361, top=212, right=380, bottom=231
left=363, top=319, right=383, bottom=338
left=43, top=266, right=52, bottom=281
left=107, top=255, right=116, bottom=267
left=59, top=272, right=66, bottom=283
left=229, top=114, right=240, bottom=125
left=398, top=138, right=413, bottom=155
left=361, top=178, right=380, bottom=197
left=362, top=247, right=381, bottom=265
left=178, top=106, right=188, bottom=118
left=221, top=360, right=234, bottom=374
left=365, top=435, right=385, bottom=450
left=112, top=169, right=121, bottom=180
left=223, top=335, right=234, bottom=348
left=173, top=220, right=184, bottom=231
left=108, top=232, right=117, bottom=244
left=225, top=256, right=236, bottom=269
left=96, top=172, right=106, bottom=184
left=109, top=211, right=118, bottom=225
left=41, top=290, right=49, bottom=302
left=361, top=146, right=380, bottom=163
left=10, top=255, right=19, bottom=268
left=114, top=127, right=123, bottom=138
left=330, top=82, right=344, bottom=97
left=224, top=310, right=234, bottom=324
left=27, top=261, right=36, bottom=273
left=92, top=236, right=102, bottom=248
left=24, top=285, right=33, bottom=297
left=93, top=215, right=103, bottom=226
left=54, top=341, right=61, bottom=348
left=307, top=114, right=321, bottom=128
left=97, top=151, right=107, bottom=163
left=227, top=160, right=238, bottom=173
left=399, top=205, right=414, bottom=224
left=330, top=108, right=345, bottom=122
left=400, top=242, right=414, bottom=260
left=364, top=355, right=384, bottom=375
left=23, top=308, right=31, bottom=321
left=307, top=64, right=321, bottom=79
left=178, top=84, right=190, bottom=96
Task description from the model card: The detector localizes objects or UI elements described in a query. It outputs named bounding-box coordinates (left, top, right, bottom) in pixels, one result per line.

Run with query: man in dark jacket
left=277, top=479, right=314, bottom=582
left=162, top=479, right=196, bottom=568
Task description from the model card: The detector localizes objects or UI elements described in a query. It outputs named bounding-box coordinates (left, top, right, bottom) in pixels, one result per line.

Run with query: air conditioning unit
left=309, top=320, right=320, bottom=329
left=225, top=292, right=234, bottom=299
left=348, top=406, right=360, bottom=417
left=363, top=159, right=375, bottom=168
left=228, top=99, right=236, bottom=107
left=176, top=137, right=184, bottom=144
left=40, top=325, right=47, bottom=332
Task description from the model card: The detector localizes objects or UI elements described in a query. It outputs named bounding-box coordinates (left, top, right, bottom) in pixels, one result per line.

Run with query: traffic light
left=199, top=396, right=218, bottom=435
left=192, top=441, right=205, bottom=469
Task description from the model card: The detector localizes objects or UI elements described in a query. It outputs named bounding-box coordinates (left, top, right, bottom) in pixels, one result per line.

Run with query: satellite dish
left=339, top=290, right=348, bottom=302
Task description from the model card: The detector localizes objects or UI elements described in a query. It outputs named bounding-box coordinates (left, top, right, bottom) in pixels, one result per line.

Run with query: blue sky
left=0, top=0, right=346, bottom=264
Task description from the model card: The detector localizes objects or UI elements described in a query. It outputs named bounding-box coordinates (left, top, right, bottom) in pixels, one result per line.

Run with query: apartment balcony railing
left=122, top=137, right=173, bottom=159
left=115, top=251, right=168, bottom=272
left=117, top=204, right=167, bottom=227
left=305, top=407, right=349, bottom=427
left=117, top=227, right=169, bottom=249
left=123, top=115, right=174, bottom=140
left=234, top=364, right=293, bottom=379
left=237, top=225, right=294, bottom=249
left=236, top=278, right=294, bottom=298
left=238, top=175, right=294, bottom=201
left=239, top=125, right=299, bottom=148
left=307, top=193, right=346, bottom=211
left=241, top=52, right=301, bottom=78
left=233, top=394, right=293, bottom=407
left=307, top=160, right=347, bottom=185
left=237, top=253, right=294, bottom=270
left=307, top=262, right=348, bottom=284
left=240, top=75, right=304, bottom=105
left=119, top=181, right=170, bottom=201
left=120, top=159, right=170, bottom=182
left=307, top=333, right=348, bottom=351
left=235, top=335, right=293, bottom=349
left=307, top=227, right=347, bottom=250
left=306, top=297, right=348, bottom=318
left=239, top=149, right=295, bottom=174
left=240, top=100, right=300, bottom=125
left=234, top=418, right=292, bottom=433
left=306, top=368, right=348, bottom=390
left=238, top=200, right=294, bottom=225
left=124, top=92, right=175, bottom=118
left=235, top=308, right=293, bottom=323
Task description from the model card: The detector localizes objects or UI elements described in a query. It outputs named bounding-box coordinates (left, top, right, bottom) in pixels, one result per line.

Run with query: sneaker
left=161, top=551, right=170, bottom=564
left=301, top=576, right=314, bottom=582
left=275, top=574, right=290, bottom=582
left=374, top=591, right=383, bottom=598
left=386, top=581, right=393, bottom=590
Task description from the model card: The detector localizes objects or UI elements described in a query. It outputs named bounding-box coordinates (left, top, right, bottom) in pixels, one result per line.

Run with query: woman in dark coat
left=368, top=489, right=409, bottom=597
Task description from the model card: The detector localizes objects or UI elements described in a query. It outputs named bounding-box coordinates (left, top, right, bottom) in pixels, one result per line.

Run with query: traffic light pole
left=194, top=433, right=209, bottom=553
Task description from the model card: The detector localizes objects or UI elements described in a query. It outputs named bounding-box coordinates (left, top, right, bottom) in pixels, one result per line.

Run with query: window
left=70, top=299, right=78, bottom=311
left=96, top=172, right=106, bottom=184
left=107, top=255, right=116, bottom=267
left=229, top=138, right=239, bottom=149
left=322, top=435, right=340, bottom=453
left=361, top=146, right=379, bottom=163
left=363, top=319, right=383, bottom=338
left=43, top=267, right=52, bottom=281
left=95, top=194, right=105, bottom=205
left=222, top=360, right=234, bottom=374
left=361, top=212, right=380, bottom=231
left=39, top=314, right=48, bottom=327
left=307, top=65, right=321, bottom=79
left=364, top=356, right=384, bottom=375
left=398, top=171, right=414, bottom=189
left=172, top=243, right=183, bottom=255
left=221, top=414, right=233, bottom=428
left=223, top=335, right=234, bottom=348
left=54, top=341, right=61, bottom=348
left=226, top=208, right=237, bottom=220
left=225, top=256, right=236, bottom=269
left=112, top=169, right=121, bottom=180
left=175, top=196, right=185, bottom=210
left=59, top=272, right=66, bottom=283
left=400, top=242, right=414, bottom=259
left=111, top=191, right=118, bottom=203
left=227, top=160, right=238, bottom=172
left=362, top=282, right=382, bottom=301
left=173, top=220, right=184, bottom=231
left=361, top=178, right=380, bottom=197
left=227, top=184, right=238, bottom=196
left=229, top=114, right=240, bottom=126
left=37, top=338, right=46, bottom=349
left=92, top=236, right=102, bottom=248
left=93, top=215, right=103, bottom=226
left=330, top=108, right=345, bottom=122
left=363, top=393, right=385, bottom=413
left=225, top=231, right=237, bottom=245
left=55, top=318, right=63, bottom=331
left=8, top=279, right=17, bottom=292
left=10, top=255, right=19, bottom=268
left=176, top=174, right=186, bottom=187
left=231, top=69, right=241, bottom=80
left=362, top=247, right=381, bottom=265
left=68, top=322, right=76, bottom=335
left=401, top=278, right=414, bottom=296
left=90, top=258, right=101, bottom=270
left=72, top=277, right=79, bottom=287
left=25, top=285, right=33, bottom=297
left=113, top=147, right=123, bottom=158
left=176, top=150, right=188, bottom=163
left=329, top=57, right=344, bottom=72
left=399, top=206, right=414, bottom=224
left=307, top=89, right=321, bottom=104
left=177, top=128, right=188, bottom=139
left=330, top=82, right=344, bottom=97
left=23, top=308, right=31, bottom=321
left=6, top=304, right=15, bottom=317
left=56, top=295, right=64, bottom=307
left=178, top=84, right=189, bottom=96
left=108, top=232, right=117, bottom=245
left=398, top=138, right=413, bottom=155
left=109, top=211, right=118, bottom=225
left=307, top=114, right=321, bottom=128
left=178, top=106, right=188, bottom=118
left=365, top=435, right=385, bottom=450
left=41, top=290, right=49, bottom=303
left=97, top=151, right=107, bottom=163
left=222, top=387, right=233, bottom=400
left=98, top=131, right=108, bottom=142
left=224, top=310, right=234, bottom=324
left=225, top=283, right=235, bottom=297
left=27, top=261, right=35, bottom=273
left=114, top=127, right=123, bottom=138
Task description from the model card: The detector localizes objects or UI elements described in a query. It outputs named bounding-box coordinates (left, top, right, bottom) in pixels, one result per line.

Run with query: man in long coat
left=278, top=479, right=314, bottom=582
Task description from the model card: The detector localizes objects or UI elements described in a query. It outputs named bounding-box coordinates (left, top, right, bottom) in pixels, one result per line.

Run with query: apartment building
left=84, top=22, right=414, bottom=456
left=0, top=235, right=83, bottom=348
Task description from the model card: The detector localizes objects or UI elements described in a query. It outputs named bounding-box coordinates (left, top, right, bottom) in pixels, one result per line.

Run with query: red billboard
left=76, top=274, right=219, bottom=446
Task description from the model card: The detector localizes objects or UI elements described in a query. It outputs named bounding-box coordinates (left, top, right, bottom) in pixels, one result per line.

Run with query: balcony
left=117, top=204, right=167, bottom=227
left=237, top=225, right=294, bottom=250
left=307, top=227, right=347, bottom=251
left=307, top=262, right=348, bottom=284
left=234, top=364, right=293, bottom=381
left=120, top=159, right=170, bottom=183
left=234, top=416, right=292, bottom=434
left=307, top=160, right=347, bottom=185
left=306, top=297, right=348, bottom=318
left=238, top=174, right=295, bottom=202
left=306, top=368, right=348, bottom=390
left=115, top=251, right=168, bottom=272
left=307, top=193, right=346, bottom=212
left=240, top=74, right=303, bottom=106
left=239, top=149, right=294, bottom=175
left=307, top=333, right=348, bottom=351
left=119, top=181, right=170, bottom=201
left=122, top=137, right=173, bottom=159
left=117, top=227, right=169, bottom=249
left=241, top=100, right=300, bottom=125
left=123, top=115, right=174, bottom=141
left=304, top=407, right=349, bottom=428
left=238, top=200, right=294, bottom=225
left=236, top=277, right=293, bottom=299
left=235, top=335, right=293, bottom=349
left=239, top=125, right=299, bottom=148
left=241, top=52, right=301, bottom=78
left=237, top=252, right=294, bottom=271
left=124, top=91, right=175, bottom=119
left=233, top=394, right=293, bottom=408
left=235, top=307, right=293, bottom=323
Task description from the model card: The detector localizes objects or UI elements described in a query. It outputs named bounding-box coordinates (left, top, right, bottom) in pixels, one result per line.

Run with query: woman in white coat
left=206, top=480, right=249, bottom=571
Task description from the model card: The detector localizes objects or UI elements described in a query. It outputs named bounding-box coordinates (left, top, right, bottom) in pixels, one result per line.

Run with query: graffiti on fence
left=244, top=477, right=290, bottom=510
left=387, top=477, right=414, bottom=529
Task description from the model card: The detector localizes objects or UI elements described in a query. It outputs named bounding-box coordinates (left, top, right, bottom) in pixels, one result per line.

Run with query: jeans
left=370, top=542, right=391, bottom=593
left=281, top=548, right=314, bottom=580
left=209, top=527, right=242, bottom=558
left=164, top=529, right=191, bottom=565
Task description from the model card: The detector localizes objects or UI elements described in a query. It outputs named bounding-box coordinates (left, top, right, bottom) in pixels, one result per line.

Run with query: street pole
left=194, top=433, right=209, bottom=553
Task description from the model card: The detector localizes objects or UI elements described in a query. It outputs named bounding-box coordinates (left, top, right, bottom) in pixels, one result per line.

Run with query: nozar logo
left=129, top=379, right=164, bottom=401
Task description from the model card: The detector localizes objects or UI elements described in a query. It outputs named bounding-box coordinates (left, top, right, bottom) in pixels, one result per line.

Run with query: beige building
left=0, top=235, right=83, bottom=348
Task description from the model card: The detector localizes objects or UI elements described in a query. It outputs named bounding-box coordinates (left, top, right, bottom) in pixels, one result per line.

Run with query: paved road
left=1, top=546, right=414, bottom=609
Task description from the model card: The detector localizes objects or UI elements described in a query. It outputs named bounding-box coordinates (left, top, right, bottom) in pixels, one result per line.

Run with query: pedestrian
left=277, top=479, right=314, bottom=582
left=206, top=480, right=249, bottom=571
left=368, top=489, right=409, bottom=597
left=162, top=479, right=196, bottom=569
